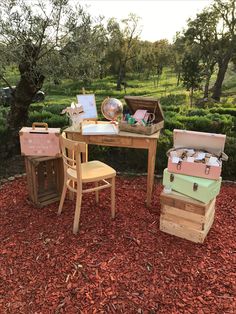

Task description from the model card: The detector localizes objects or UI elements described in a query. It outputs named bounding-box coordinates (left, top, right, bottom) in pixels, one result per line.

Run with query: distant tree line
left=0, top=0, right=235, bottom=152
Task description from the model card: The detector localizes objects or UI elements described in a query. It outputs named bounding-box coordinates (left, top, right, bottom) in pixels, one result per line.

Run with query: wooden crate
left=25, top=156, right=64, bottom=207
left=160, top=191, right=216, bottom=243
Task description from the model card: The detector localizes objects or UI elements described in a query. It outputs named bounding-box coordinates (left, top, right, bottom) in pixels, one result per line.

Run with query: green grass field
left=1, top=65, right=236, bottom=179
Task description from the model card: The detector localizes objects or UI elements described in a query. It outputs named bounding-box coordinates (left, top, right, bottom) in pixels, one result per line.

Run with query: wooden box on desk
left=160, top=191, right=216, bottom=243
left=25, top=156, right=63, bottom=207
left=119, top=96, right=164, bottom=135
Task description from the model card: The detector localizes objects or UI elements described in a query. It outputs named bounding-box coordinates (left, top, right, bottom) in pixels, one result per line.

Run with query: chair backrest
left=60, top=133, right=86, bottom=182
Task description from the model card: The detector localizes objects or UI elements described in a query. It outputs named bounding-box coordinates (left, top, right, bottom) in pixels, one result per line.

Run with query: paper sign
left=77, top=94, right=98, bottom=119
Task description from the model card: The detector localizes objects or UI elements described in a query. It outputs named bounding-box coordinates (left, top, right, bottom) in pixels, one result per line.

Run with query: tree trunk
left=177, top=72, right=181, bottom=86
left=212, top=55, right=231, bottom=101
left=190, top=88, right=193, bottom=106
left=6, top=40, right=45, bottom=154
left=116, top=60, right=126, bottom=91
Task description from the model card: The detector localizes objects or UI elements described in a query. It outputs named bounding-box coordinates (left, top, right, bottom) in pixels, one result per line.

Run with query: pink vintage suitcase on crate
left=167, top=129, right=228, bottom=180
left=19, top=122, right=60, bottom=157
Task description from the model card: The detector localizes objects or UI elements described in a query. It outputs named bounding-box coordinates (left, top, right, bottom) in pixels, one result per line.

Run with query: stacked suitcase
left=160, top=129, right=227, bottom=243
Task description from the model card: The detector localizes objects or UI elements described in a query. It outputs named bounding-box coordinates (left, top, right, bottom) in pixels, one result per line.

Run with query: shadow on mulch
left=0, top=176, right=236, bottom=313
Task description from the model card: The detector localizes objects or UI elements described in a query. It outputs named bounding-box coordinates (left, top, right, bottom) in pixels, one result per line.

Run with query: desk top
left=64, top=125, right=160, bottom=139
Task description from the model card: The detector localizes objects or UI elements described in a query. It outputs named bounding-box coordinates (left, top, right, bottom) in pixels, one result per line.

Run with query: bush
left=209, top=107, right=236, bottom=117
left=28, top=110, right=68, bottom=128
left=44, top=103, right=67, bottom=115
left=222, top=136, right=236, bottom=180
left=177, top=113, right=234, bottom=135
left=29, top=103, right=44, bottom=112
left=156, top=129, right=173, bottom=174
left=160, top=94, right=186, bottom=107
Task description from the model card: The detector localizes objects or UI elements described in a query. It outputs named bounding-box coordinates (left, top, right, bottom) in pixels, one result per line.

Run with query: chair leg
left=95, top=182, right=99, bottom=203
left=58, top=183, right=67, bottom=215
left=73, top=192, right=82, bottom=234
left=111, top=176, right=115, bottom=219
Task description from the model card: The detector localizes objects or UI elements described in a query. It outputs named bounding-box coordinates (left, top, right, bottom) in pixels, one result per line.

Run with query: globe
left=101, top=97, right=123, bottom=121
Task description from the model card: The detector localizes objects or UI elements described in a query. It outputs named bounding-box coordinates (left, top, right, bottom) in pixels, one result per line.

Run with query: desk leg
left=147, top=139, right=157, bottom=207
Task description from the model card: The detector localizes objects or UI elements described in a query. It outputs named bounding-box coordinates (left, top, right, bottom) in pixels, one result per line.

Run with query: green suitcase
left=163, top=169, right=222, bottom=203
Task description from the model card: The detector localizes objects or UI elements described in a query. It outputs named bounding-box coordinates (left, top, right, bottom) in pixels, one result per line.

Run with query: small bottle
left=163, top=185, right=172, bottom=194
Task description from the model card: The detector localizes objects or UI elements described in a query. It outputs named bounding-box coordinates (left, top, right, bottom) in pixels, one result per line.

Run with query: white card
left=186, top=149, right=195, bottom=156
left=170, top=151, right=177, bottom=157
left=172, top=156, right=181, bottom=164
left=207, top=156, right=220, bottom=166
left=186, top=157, right=194, bottom=163
left=195, top=152, right=206, bottom=160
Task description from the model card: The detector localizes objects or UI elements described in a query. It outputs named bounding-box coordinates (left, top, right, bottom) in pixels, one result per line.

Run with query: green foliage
left=178, top=113, right=234, bottom=134
left=28, top=110, right=67, bottom=128
left=29, top=103, right=44, bottom=112
left=223, top=137, right=236, bottom=180
left=160, top=94, right=186, bottom=106
left=44, top=104, right=67, bottom=115
left=181, top=53, right=203, bottom=92
left=209, top=107, right=236, bottom=117
left=156, top=130, right=173, bottom=173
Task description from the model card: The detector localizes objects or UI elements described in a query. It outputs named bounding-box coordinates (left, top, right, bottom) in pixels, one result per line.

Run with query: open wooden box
left=119, top=96, right=164, bottom=135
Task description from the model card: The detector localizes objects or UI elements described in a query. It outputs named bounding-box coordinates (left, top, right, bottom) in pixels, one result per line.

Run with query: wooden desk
left=64, top=126, right=160, bottom=207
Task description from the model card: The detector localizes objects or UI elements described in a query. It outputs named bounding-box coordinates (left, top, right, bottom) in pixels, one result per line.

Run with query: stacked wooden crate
left=160, top=129, right=227, bottom=243
left=25, top=156, right=63, bottom=207
left=160, top=191, right=216, bottom=243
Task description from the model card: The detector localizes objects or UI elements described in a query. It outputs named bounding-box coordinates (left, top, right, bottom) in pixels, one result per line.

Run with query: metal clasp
left=193, top=183, right=198, bottom=191
left=170, top=174, right=174, bottom=182
left=205, top=165, right=211, bottom=175
left=177, top=161, right=182, bottom=170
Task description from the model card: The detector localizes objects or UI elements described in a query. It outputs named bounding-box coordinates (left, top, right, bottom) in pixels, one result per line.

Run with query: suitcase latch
left=177, top=161, right=182, bottom=170
left=170, top=173, right=174, bottom=182
left=193, top=183, right=198, bottom=191
left=205, top=165, right=211, bottom=175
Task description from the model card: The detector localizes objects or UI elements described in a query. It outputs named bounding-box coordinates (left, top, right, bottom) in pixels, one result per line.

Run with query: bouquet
left=61, top=102, right=84, bottom=130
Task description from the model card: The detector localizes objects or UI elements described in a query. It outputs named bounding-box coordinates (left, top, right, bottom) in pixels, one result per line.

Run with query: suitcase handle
left=32, top=122, right=48, bottom=130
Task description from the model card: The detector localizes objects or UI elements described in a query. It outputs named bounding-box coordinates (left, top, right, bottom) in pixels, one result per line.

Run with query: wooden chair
left=58, top=133, right=116, bottom=234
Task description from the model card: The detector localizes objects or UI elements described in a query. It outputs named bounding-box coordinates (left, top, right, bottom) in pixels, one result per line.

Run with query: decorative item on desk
left=61, top=102, right=84, bottom=131
left=101, top=97, right=123, bottom=124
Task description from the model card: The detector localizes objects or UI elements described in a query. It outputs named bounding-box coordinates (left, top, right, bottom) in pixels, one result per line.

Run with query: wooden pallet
left=25, top=156, right=64, bottom=207
left=160, top=191, right=216, bottom=243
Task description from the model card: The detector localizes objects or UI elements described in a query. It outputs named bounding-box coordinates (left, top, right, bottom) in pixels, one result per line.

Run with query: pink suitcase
left=167, top=129, right=228, bottom=180
left=19, top=122, right=61, bottom=157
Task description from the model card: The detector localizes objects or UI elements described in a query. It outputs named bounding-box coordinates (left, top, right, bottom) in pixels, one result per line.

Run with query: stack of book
left=160, top=129, right=227, bottom=243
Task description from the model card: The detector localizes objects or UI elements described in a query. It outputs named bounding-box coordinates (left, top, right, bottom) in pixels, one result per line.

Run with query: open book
left=82, top=123, right=119, bottom=135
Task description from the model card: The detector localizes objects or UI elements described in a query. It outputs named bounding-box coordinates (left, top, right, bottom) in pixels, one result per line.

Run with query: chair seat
left=67, top=160, right=116, bottom=183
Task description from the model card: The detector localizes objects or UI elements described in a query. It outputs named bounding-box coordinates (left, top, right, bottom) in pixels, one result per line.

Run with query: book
left=82, top=123, right=119, bottom=135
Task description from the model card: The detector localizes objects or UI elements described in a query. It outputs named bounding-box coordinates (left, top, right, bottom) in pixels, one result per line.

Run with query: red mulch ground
left=0, top=176, right=236, bottom=314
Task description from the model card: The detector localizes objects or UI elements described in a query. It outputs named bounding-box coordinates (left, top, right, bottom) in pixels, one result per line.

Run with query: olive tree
left=0, top=0, right=89, bottom=151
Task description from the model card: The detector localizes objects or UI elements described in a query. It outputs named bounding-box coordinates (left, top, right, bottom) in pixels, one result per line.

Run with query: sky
left=79, top=0, right=214, bottom=42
